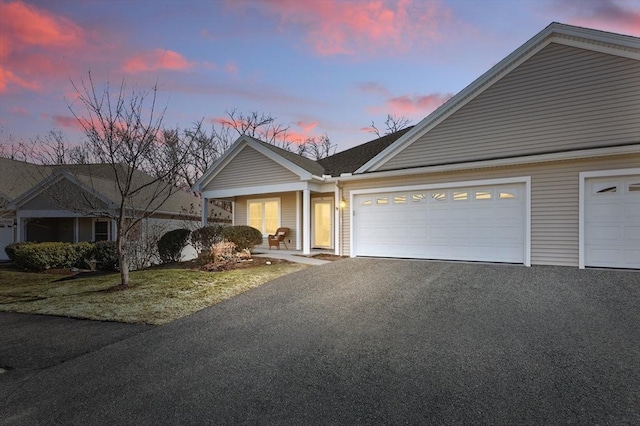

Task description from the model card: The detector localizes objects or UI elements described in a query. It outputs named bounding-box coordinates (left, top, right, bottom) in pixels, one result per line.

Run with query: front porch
left=202, top=188, right=345, bottom=256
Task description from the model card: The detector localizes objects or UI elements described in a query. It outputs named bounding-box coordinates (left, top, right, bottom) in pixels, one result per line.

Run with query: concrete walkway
left=253, top=249, right=332, bottom=265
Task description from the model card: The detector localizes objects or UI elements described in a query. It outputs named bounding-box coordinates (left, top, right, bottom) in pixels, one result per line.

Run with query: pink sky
left=1, top=0, right=638, bottom=152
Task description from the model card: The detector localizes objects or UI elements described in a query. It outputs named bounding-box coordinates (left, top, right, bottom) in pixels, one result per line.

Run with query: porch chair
left=268, top=227, right=289, bottom=250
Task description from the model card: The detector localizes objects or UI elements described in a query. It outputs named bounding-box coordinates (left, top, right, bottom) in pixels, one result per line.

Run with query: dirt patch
left=308, top=254, right=348, bottom=261
left=201, top=257, right=291, bottom=272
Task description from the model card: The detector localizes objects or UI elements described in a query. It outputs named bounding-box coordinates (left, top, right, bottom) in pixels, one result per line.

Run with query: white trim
left=349, top=176, right=531, bottom=266
left=17, top=210, right=85, bottom=218
left=578, top=167, right=640, bottom=269
left=355, top=23, right=640, bottom=174
left=296, top=192, right=301, bottom=250
left=311, top=198, right=334, bottom=250
left=200, top=181, right=320, bottom=199
left=334, top=184, right=340, bottom=255
left=340, top=145, right=639, bottom=183
left=231, top=201, right=236, bottom=226
left=93, top=218, right=113, bottom=242
left=246, top=197, right=281, bottom=237
left=303, top=189, right=311, bottom=255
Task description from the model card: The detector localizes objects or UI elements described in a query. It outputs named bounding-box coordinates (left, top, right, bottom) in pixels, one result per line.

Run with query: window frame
left=93, top=218, right=112, bottom=242
left=246, top=197, right=281, bottom=236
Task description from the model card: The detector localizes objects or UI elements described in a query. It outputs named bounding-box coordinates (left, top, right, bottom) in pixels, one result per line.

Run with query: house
left=0, top=157, right=231, bottom=261
left=194, top=23, right=640, bottom=270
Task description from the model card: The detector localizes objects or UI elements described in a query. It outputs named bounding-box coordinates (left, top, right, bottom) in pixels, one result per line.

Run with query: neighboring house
left=193, top=23, right=640, bottom=270
left=0, top=157, right=231, bottom=261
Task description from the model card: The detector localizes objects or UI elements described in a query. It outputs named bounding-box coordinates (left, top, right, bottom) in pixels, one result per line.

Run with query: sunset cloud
left=296, top=121, right=318, bottom=133
left=0, top=0, right=83, bottom=49
left=0, top=0, right=84, bottom=93
left=259, top=0, right=453, bottom=56
left=547, top=0, right=640, bottom=36
left=123, top=49, right=193, bottom=73
left=52, top=115, right=84, bottom=132
left=385, top=93, right=452, bottom=115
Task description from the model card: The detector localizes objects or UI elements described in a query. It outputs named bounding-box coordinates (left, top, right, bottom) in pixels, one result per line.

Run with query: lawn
left=0, top=261, right=307, bottom=325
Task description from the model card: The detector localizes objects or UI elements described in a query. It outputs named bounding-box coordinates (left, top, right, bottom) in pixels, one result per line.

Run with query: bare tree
left=298, top=134, right=336, bottom=160
left=369, top=114, right=412, bottom=137
left=36, top=73, right=191, bottom=288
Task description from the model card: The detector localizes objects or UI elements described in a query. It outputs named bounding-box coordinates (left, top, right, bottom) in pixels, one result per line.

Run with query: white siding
left=380, top=44, right=640, bottom=171
left=342, top=154, right=640, bottom=267
left=204, top=146, right=300, bottom=191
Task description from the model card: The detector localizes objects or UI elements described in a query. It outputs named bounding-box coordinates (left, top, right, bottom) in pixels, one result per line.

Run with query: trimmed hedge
left=158, top=228, right=191, bottom=263
left=220, top=225, right=263, bottom=252
left=191, top=225, right=224, bottom=253
left=8, top=241, right=94, bottom=271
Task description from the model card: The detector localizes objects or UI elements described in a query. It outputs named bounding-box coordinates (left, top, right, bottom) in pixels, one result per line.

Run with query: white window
left=247, top=198, right=280, bottom=235
left=93, top=219, right=112, bottom=242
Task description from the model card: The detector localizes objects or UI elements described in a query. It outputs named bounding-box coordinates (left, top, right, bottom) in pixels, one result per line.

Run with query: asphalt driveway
left=1, top=259, right=638, bottom=425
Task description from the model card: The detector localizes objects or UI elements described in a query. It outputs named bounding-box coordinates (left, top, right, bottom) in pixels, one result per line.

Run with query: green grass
left=0, top=263, right=307, bottom=325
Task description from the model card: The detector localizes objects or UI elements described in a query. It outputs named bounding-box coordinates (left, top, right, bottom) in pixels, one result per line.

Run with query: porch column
left=334, top=184, right=340, bottom=255
left=296, top=191, right=301, bottom=250
left=15, top=214, right=22, bottom=243
left=303, top=189, right=311, bottom=254
left=74, top=217, right=79, bottom=243
left=231, top=201, right=235, bottom=226
left=201, top=197, right=208, bottom=227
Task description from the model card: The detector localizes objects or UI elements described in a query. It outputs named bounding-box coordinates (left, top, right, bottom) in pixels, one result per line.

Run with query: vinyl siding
left=204, top=146, right=300, bottom=191
left=341, top=154, right=640, bottom=266
left=235, top=192, right=298, bottom=249
left=379, top=43, right=640, bottom=171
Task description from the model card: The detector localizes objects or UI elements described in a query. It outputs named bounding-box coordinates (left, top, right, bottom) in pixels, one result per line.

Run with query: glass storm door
left=313, top=200, right=332, bottom=248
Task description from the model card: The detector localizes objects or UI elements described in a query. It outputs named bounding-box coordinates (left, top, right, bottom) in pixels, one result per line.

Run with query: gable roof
left=355, top=22, right=640, bottom=174
left=0, top=157, right=227, bottom=219
left=253, top=138, right=326, bottom=176
left=318, top=127, right=414, bottom=176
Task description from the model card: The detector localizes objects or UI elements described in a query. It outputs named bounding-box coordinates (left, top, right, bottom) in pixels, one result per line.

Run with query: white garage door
left=584, top=176, right=640, bottom=269
left=353, top=183, right=526, bottom=263
left=0, top=220, right=14, bottom=261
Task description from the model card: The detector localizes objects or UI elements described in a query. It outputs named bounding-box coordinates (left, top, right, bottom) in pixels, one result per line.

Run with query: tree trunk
left=117, top=223, right=130, bottom=287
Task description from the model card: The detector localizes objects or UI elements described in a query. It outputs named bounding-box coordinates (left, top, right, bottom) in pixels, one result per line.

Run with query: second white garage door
left=353, top=183, right=526, bottom=263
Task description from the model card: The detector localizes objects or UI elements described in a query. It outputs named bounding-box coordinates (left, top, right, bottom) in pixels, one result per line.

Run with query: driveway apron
left=1, top=259, right=638, bottom=425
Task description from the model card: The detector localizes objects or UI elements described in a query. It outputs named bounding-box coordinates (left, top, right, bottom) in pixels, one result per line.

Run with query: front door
left=313, top=200, right=332, bottom=249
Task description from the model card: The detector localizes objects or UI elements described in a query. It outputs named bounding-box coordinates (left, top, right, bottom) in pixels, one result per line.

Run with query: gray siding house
left=193, top=22, right=639, bottom=269
left=0, top=158, right=231, bottom=261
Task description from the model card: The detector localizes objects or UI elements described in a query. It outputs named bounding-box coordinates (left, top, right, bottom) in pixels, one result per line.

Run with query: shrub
left=220, top=225, right=263, bottom=252
left=93, top=240, right=118, bottom=271
left=4, top=242, right=34, bottom=262
left=191, top=225, right=224, bottom=253
left=9, top=241, right=95, bottom=271
left=72, top=242, right=95, bottom=269
left=158, top=228, right=191, bottom=264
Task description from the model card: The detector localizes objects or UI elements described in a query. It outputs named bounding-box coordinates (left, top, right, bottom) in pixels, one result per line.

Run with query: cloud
left=296, top=121, right=318, bottom=133
left=548, top=0, right=640, bottom=36
left=10, top=106, right=29, bottom=116
left=385, top=93, right=452, bottom=115
left=123, top=49, right=193, bottom=73
left=0, top=0, right=84, bottom=93
left=259, top=0, right=453, bottom=57
left=0, top=0, right=83, bottom=48
left=52, top=115, right=84, bottom=131
left=357, top=80, right=452, bottom=118
left=0, top=66, right=40, bottom=92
